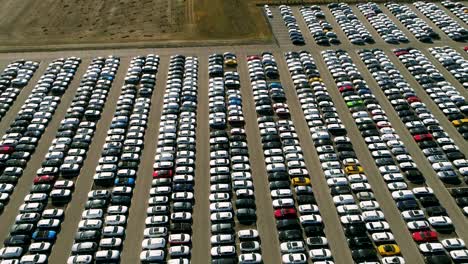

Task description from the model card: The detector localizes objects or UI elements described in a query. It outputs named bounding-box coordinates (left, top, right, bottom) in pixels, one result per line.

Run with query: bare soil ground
left=0, top=0, right=272, bottom=51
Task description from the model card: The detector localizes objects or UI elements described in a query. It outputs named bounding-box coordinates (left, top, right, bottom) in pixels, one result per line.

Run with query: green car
left=346, top=100, right=363, bottom=107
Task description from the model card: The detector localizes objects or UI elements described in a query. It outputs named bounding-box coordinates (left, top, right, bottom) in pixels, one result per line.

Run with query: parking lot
left=0, top=2, right=467, bottom=264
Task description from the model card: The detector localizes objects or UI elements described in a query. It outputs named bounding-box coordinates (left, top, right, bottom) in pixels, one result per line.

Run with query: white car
left=238, top=253, right=262, bottom=264
left=273, top=198, right=294, bottom=209
left=141, top=238, right=166, bottom=250
left=407, top=220, right=430, bottom=231
left=0, top=247, right=23, bottom=259
left=210, top=202, right=233, bottom=212
left=280, top=241, right=305, bottom=253
left=418, top=243, right=445, bottom=254
left=450, top=249, right=468, bottom=262
left=211, top=246, right=236, bottom=257
left=281, top=253, right=307, bottom=264
left=382, top=256, right=406, bottom=264
left=428, top=216, right=453, bottom=228
left=67, top=255, right=93, bottom=264
left=298, top=204, right=319, bottom=214
left=366, top=221, right=390, bottom=232
left=359, top=201, right=380, bottom=210
left=238, top=229, right=259, bottom=240
left=401, top=210, right=425, bottom=221
left=210, top=212, right=233, bottom=222
left=371, top=232, right=395, bottom=243
left=308, top=249, right=332, bottom=260
left=139, top=250, right=164, bottom=262
left=391, top=190, right=414, bottom=200
left=441, top=238, right=465, bottom=250
left=333, top=195, right=354, bottom=205
left=169, top=245, right=191, bottom=257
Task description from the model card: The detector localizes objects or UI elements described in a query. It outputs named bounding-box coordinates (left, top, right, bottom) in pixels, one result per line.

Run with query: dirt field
left=0, top=0, right=272, bottom=51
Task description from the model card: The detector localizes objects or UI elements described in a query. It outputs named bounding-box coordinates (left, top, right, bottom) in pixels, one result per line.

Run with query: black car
left=237, top=208, right=256, bottom=225
left=170, top=223, right=192, bottom=234
left=276, top=219, right=300, bottom=230
left=347, top=237, right=373, bottom=249
left=425, top=253, right=451, bottom=264
left=235, top=199, right=256, bottom=209
left=211, top=223, right=234, bottom=234
left=352, top=249, right=378, bottom=261
left=426, top=206, right=447, bottom=217
left=345, top=225, right=367, bottom=237
left=4, top=234, right=31, bottom=248
left=269, top=181, right=290, bottom=190
left=10, top=224, right=34, bottom=236
left=278, top=229, right=302, bottom=242
left=75, top=230, right=101, bottom=242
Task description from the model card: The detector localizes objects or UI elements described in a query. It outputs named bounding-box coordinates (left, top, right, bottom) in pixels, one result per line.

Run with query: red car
left=464, top=46, right=468, bottom=51
left=339, top=86, right=353, bottom=92
left=152, top=170, right=173, bottom=178
left=0, top=146, right=14, bottom=154
left=412, top=231, right=438, bottom=242
left=33, top=175, right=56, bottom=184
left=247, top=55, right=261, bottom=61
left=407, top=96, right=421, bottom=103
left=274, top=208, right=297, bottom=219
left=394, top=50, right=408, bottom=56
left=413, top=133, right=433, bottom=142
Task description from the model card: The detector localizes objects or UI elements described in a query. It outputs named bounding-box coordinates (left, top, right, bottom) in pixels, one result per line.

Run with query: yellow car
left=309, top=77, right=322, bottom=82
left=378, top=244, right=400, bottom=256
left=291, top=177, right=311, bottom=186
left=224, top=59, right=238, bottom=67
left=344, top=165, right=364, bottom=174
left=452, top=119, right=468, bottom=127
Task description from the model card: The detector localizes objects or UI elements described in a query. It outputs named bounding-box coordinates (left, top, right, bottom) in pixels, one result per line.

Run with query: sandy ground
left=0, top=0, right=272, bottom=51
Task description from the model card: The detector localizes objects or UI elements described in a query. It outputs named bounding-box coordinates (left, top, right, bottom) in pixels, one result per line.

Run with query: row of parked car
left=357, top=2, right=409, bottom=44
left=298, top=5, right=340, bottom=46
left=442, top=1, right=468, bottom=25
left=385, top=3, right=440, bottom=43
left=288, top=50, right=404, bottom=264
left=428, top=46, right=468, bottom=89
left=0, top=60, right=39, bottom=120
left=208, top=53, right=263, bottom=264
left=326, top=49, right=467, bottom=264
left=414, top=1, right=468, bottom=41
left=360, top=49, right=468, bottom=216
left=394, top=47, right=468, bottom=140
left=248, top=52, right=339, bottom=264
left=0, top=57, right=80, bottom=218
left=5, top=56, right=118, bottom=264
left=279, top=5, right=306, bottom=45
left=328, top=3, right=375, bottom=45
left=67, top=55, right=157, bottom=264
left=139, top=55, right=196, bottom=264
left=0, top=56, right=116, bottom=263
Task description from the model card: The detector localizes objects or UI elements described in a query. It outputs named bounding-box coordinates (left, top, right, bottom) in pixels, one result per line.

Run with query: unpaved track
left=190, top=54, right=212, bottom=263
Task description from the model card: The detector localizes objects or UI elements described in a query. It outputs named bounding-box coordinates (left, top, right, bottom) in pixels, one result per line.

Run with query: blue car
left=32, top=230, right=57, bottom=241
left=115, top=177, right=135, bottom=186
